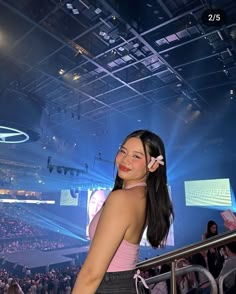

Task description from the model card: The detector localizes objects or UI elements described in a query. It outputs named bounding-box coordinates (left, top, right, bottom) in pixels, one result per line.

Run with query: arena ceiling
left=0, top=0, right=235, bottom=193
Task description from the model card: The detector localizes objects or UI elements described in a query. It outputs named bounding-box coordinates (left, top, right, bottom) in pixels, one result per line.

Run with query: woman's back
left=89, top=186, right=147, bottom=272
left=121, top=186, right=147, bottom=244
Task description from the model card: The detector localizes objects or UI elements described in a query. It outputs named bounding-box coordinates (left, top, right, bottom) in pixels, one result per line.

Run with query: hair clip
left=147, top=155, right=164, bottom=169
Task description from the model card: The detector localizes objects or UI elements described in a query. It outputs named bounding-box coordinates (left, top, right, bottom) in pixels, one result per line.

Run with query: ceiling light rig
left=230, top=89, right=234, bottom=100
left=47, top=156, right=88, bottom=177
left=66, top=3, right=80, bottom=15
left=73, top=74, right=80, bottom=81
left=59, top=69, right=65, bottom=75
left=67, top=39, right=90, bottom=57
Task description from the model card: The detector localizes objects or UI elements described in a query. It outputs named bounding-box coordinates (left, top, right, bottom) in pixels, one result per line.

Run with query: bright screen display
left=60, top=189, right=79, bottom=206
left=86, top=189, right=110, bottom=238
left=185, top=178, right=232, bottom=206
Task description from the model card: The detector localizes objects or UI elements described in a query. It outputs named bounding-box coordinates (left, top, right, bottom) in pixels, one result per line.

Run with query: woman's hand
left=224, top=219, right=236, bottom=230
left=209, top=248, right=215, bottom=254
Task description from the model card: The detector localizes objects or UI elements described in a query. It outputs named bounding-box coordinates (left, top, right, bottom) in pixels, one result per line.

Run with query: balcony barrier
left=136, top=229, right=236, bottom=294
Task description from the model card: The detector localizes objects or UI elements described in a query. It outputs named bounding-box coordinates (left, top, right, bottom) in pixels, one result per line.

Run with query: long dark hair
left=113, top=129, right=174, bottom=248
left=205, top=220, right=218, bottom=238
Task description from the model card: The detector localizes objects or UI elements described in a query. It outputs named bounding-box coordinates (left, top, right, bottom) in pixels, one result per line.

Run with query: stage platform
left=0, top=246, right=89, bottom=269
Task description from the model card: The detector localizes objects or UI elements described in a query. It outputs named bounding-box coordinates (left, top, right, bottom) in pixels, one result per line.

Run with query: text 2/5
left=208, top=14, right=221, bottom=22
left=201, top=9, right=226, bottom=27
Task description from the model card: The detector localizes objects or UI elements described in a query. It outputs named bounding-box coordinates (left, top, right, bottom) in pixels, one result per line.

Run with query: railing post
left=170, top=260, right=177, bottom=294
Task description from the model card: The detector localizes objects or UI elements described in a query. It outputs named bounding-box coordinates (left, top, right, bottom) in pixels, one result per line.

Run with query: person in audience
left=202, top=220, right=224, bottom=278
left=191, top=253, right=210, bottom=289
left=150, top=264, right=170, bottom=294
left=175, top=258, right=197, bottom=294
left=72, top=129, right=174, bottom=294
left=202, top=220, right=218, bottom=240
left=7, top=281, right=24, bottom=294
left=188, top=242, right=236, bottom=294
left=186, top=253, right=211, bottom=294
left=217, top=241, right=236, bottom=291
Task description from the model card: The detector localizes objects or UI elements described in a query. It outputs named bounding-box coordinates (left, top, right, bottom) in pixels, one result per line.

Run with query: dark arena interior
left=0, top=0, right=236, bottom=293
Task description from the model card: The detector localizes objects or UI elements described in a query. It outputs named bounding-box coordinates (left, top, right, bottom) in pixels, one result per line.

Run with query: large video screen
left=60, top=189, right=79, bottom=206
left=86, top=189, right=110, bottom=238
left=185, top=178, right=232, bottom=206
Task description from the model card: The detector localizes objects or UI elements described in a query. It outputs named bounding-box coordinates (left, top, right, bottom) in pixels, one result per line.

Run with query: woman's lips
left=119, top=164, right=131, bottom=172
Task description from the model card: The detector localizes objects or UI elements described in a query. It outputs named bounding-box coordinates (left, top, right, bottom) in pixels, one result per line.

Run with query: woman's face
left=115, top=137, right=149, bottom=185
left=88, top=190, right=107, bottom=221
left=210, top=224, right=217, bottom=234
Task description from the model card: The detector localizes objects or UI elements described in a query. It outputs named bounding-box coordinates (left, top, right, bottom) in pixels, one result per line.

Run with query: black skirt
left=96, top=270, right=136, bottom=294
left=95, top=269, right=150, bottom=294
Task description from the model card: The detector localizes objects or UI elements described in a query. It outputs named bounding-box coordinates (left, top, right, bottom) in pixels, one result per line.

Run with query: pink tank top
left=89, top=205, right=140, bottom=272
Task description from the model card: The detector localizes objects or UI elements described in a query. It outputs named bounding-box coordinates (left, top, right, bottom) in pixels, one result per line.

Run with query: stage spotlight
left=72, top=9, right=79, bottom=14
left=190, top=110, right=201, bottom=121
left=66, top=3, right=73, bottom=9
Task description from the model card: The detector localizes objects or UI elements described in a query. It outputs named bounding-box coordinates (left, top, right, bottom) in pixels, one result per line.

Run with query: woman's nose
left=121, top=153, right=131, bottom=164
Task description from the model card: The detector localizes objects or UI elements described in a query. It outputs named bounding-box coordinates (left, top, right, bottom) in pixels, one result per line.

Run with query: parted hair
left=205, top=220, right=218, bottom=238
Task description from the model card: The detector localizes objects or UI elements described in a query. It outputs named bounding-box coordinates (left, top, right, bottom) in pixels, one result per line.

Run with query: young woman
left=202, top=220, right=224, bottom=279
left=72, top=129, right=174, bottom=294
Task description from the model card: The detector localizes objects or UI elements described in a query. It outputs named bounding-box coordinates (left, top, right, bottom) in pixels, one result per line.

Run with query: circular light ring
left=0, top=126, right=29, bottom=143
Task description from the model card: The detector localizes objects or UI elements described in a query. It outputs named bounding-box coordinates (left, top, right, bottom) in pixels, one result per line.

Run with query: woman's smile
left=119, top=164, right=131, bottom=172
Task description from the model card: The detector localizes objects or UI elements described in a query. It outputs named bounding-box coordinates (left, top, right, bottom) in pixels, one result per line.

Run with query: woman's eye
left=133, top=155, right=141, bottom=159
left=119, top=149, right=126, bottom=154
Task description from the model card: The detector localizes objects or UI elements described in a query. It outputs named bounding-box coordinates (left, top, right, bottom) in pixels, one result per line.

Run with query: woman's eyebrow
left=133, top=150, right=145, bottom=156
left=121, top=145, right=145, bottom=156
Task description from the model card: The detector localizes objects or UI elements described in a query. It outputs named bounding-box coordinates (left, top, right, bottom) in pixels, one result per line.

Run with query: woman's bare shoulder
left=106, top=189, right=132, bottom=202
left=105, top=188, right=145, bottom=209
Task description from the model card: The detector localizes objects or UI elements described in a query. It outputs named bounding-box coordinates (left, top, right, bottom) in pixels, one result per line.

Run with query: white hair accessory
left=147, top=155, right=164, bottom=169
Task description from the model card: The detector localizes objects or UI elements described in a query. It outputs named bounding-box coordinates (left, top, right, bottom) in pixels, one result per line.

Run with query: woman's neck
left=123, top=181, right=147, bottom=189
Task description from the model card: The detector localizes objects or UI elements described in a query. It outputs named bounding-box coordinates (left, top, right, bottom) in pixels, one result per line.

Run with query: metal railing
left=218, top=268, right=236, bottom=294
left=145, top=265, right=218, bottom=294
left=136, top=229, right=236, bottom=294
